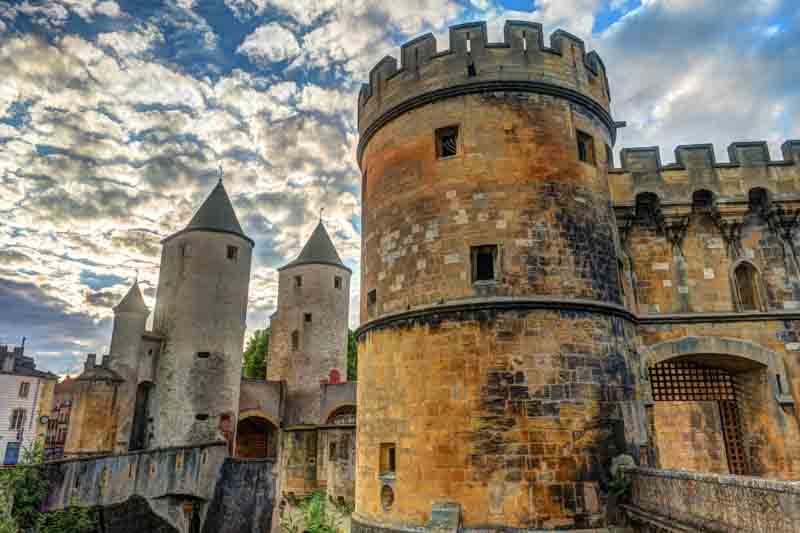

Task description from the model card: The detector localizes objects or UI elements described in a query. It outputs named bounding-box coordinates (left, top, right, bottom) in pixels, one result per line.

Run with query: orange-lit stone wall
left=64, top=380, right=119, bottom=456
left=651, top=401, right=729, bottom=474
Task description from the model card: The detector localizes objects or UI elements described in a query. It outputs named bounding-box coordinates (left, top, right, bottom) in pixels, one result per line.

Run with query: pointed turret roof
left=114, top=281, right=149, bottom=314
left=164, top=180, right=254, bottom=245
left=279, top=221, right=350, bottom=272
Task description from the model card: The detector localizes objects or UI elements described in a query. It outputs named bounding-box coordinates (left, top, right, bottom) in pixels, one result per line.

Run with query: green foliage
left=280, top=491, right=341, bottom=533
left=243, top=328, right=270, bottom=379
left=347, top=330, right=357, bottom=382
left=0, top=443, right=95, bottom=533
left=608, top=471, right=631, bottom=500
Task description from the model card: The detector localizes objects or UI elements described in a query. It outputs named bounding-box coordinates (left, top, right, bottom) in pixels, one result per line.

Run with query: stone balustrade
left=623, top=466, right=800, bottom=532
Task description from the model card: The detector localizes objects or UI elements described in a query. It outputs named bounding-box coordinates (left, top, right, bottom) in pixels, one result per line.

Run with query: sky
left=0, top=0, right=797, bottom=376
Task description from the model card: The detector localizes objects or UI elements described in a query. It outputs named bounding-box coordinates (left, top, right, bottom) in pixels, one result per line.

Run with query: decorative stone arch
left=238, top=408, right=280, bottom=430
left=729, top=259, right=768, bottom=312
left=325, top=404, right=357, bottom=425
left=639, top=336, right=793, bottom=405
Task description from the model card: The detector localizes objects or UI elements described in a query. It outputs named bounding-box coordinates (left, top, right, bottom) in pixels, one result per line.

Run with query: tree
left=0, top=443, right=94, bottom=533
left=243, top=328, right=270, bottom=379
left=347, top=330, right=357, bottom=382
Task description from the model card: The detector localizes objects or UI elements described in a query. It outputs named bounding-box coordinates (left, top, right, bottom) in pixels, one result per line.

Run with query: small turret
left=268, top=221, right=351, bottom=425
left=106, top=281, right=149, bottom=452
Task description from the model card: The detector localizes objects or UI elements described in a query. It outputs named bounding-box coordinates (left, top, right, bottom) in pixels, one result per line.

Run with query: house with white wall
left=0, top=341, right=57, bottom=465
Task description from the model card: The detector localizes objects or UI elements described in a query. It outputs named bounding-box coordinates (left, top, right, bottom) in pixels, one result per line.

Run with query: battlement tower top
left=357, top=20, right=613, bottom=163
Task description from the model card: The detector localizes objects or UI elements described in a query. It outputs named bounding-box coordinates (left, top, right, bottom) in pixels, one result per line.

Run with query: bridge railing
left=43, top=441, right=228, bottom=511
left=623, top=466, right=800, bottom=532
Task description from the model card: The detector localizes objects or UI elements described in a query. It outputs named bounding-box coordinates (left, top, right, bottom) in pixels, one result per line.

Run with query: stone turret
left=267, top=220, right=351, bottom=425
left=106, top=281, right=149, bottom=452
left=152, top=180, right=253, bottom=447
left=354, top=20, right=638, bottom=531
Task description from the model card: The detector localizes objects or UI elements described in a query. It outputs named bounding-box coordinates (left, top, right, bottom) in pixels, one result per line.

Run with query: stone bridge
left=623, top=467, right=800, bottom=532
left=43, top=442, right=276, bottom=533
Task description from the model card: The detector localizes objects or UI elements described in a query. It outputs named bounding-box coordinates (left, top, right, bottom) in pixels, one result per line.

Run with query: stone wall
left=201, top=458, right=277, bottom=533
left=624, top=466, right=800, bottom=532
left=64, top=380, right=119, bottom=456
left=44, top=442, right=228, bottom=533
left=317, top=427, right=356, bottom=505
left=651, top=401, right=728, bottom=474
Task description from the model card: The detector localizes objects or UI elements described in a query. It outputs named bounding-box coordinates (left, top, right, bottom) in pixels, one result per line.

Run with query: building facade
left=353, top=20, right=800, bottom=532
left=0, top=342, right=57, bottom=465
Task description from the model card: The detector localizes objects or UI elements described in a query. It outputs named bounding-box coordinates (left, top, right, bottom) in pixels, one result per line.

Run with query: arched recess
left=639, top=336, right=794, bottom=477
left=730, top=260, right=767, bottom=312
left=235, top=414, right=279, bottom=459
left=325, top=404, right=356, bottom=425
left=130, top=381, right=154, bottom=452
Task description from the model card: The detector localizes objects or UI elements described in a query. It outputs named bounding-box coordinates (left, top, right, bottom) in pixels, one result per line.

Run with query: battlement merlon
left=609, top=140, right=800, bottom=206
left=356, top=20, right=614, bottom=165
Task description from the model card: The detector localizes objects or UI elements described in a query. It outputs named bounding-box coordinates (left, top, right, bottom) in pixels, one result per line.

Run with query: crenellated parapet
left=610, top=140, right=800, bottom=207
left=357, top=20, right=614, bottom=163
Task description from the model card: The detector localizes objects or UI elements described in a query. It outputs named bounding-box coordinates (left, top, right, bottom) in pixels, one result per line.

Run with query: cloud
left=237, top=23, right=302, bottom=65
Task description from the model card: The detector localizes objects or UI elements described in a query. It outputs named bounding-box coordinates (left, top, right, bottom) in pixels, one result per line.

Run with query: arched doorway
left=642, top=336, right=786, bottom=476
left=235, top=416, right=278, bottom=459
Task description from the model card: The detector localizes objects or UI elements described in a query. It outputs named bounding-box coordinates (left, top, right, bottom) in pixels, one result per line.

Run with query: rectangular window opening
left=367, top=289, right=377, bottom=316
left=19, top=382, right=30, bottom=398
left=195, top=414, right=209, bottom=421
left=226, top=245, right=239, bottom=262
left=197, top=351, right=211, bottom=359
left=329, top=442, right=337, bottom=461
left=577, top=130, right=596, bottom=165
left=606, top=144, right=614, bottom=168
left=380, top=443, right=396, bottom=475
left=304, top=313, right=312, bottom=323
left=471, top=245, right=498, bottom=283
left=334, top=276, right=342, bottom=290
left=294, top=276, right=303, bottom=288
left=291, top=330, right=299, bottom=351
left=436, top=126, right=459, bottom=159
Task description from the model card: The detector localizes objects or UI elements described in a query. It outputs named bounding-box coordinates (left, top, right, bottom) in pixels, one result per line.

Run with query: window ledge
left=472, top=279, right=499, bottom=286
left=436, top=155, right=459, bottom=161
left=378, top=472, right=396, bottom=482
left=777, top=394, right=795, bottom=407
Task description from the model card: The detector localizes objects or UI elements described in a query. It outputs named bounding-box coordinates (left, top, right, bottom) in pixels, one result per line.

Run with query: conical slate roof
left=279, top=221, right=350, bottom=272
left=164, top=180, right=254, bottom=245
left=114, top=281, right=149, bottom=314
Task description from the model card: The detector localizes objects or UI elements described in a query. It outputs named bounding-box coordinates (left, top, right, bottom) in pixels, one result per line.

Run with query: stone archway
left=235, top=416, right=278, bottom=459
left=639, top=336, right=790, bottom=477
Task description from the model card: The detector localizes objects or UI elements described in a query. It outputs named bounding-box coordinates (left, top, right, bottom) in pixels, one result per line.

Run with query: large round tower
left=152, top=180, right=253, bottom=447
left=355, top=21, right=639, bottom=530
left=267, top=221, right=352, bottom=425
left=106, top=281, right=148, bottom=452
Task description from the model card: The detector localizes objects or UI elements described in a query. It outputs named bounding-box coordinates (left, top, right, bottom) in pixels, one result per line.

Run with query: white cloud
left=97, top=26, right=164, bottom=57
left=237, top=23, right=302, bottom=65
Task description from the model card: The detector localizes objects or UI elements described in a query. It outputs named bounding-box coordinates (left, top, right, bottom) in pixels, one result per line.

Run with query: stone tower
left=267, top=220, right=351, bottom=425
left=152, top=180, right=253, bottom=447
left=354, top=21, right=639, bottom=530
left=106, top=281, right=149, bottom=452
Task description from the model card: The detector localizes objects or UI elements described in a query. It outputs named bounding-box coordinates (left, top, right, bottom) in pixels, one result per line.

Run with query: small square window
left=227, top=246, right=238, bottom=262
left=367, top=289, right=377, bottom=310
left=197, top=351, right=210, bottom=359
left=436, top=126, right=459, bottom=158
left=577, top=130, right=595, bottom=165
left=471, top=245, right=498, bottom=283
left=295, top=276, right=302, bottom=288
left=380, top=443, right=396, bottom=475
left=304, top=313, right=312, bottom=323
left=334, top=276, right=342, bottom=290
left=19, top=382, right=30, bottom=398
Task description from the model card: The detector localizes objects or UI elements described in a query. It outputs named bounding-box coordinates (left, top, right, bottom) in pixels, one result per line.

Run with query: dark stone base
left=94, top=496, right=180, bottom=533
left=351, top=515, right=612, bottom=533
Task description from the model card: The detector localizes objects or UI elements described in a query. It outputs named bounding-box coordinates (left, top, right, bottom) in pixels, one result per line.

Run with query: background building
left=0, top=340, right=57, bottom=465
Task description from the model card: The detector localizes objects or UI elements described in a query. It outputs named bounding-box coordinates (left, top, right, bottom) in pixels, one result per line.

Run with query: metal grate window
left=649, top=360, right=749, bottom=475
left=649, top=360, right=735, bottom=401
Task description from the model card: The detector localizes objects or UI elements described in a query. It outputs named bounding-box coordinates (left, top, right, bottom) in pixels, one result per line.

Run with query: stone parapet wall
left=609, top=140, right=800, bottom=206
left=624, top=466, right=800, bottom=532
left=357, top=20, right=612, bottom=155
